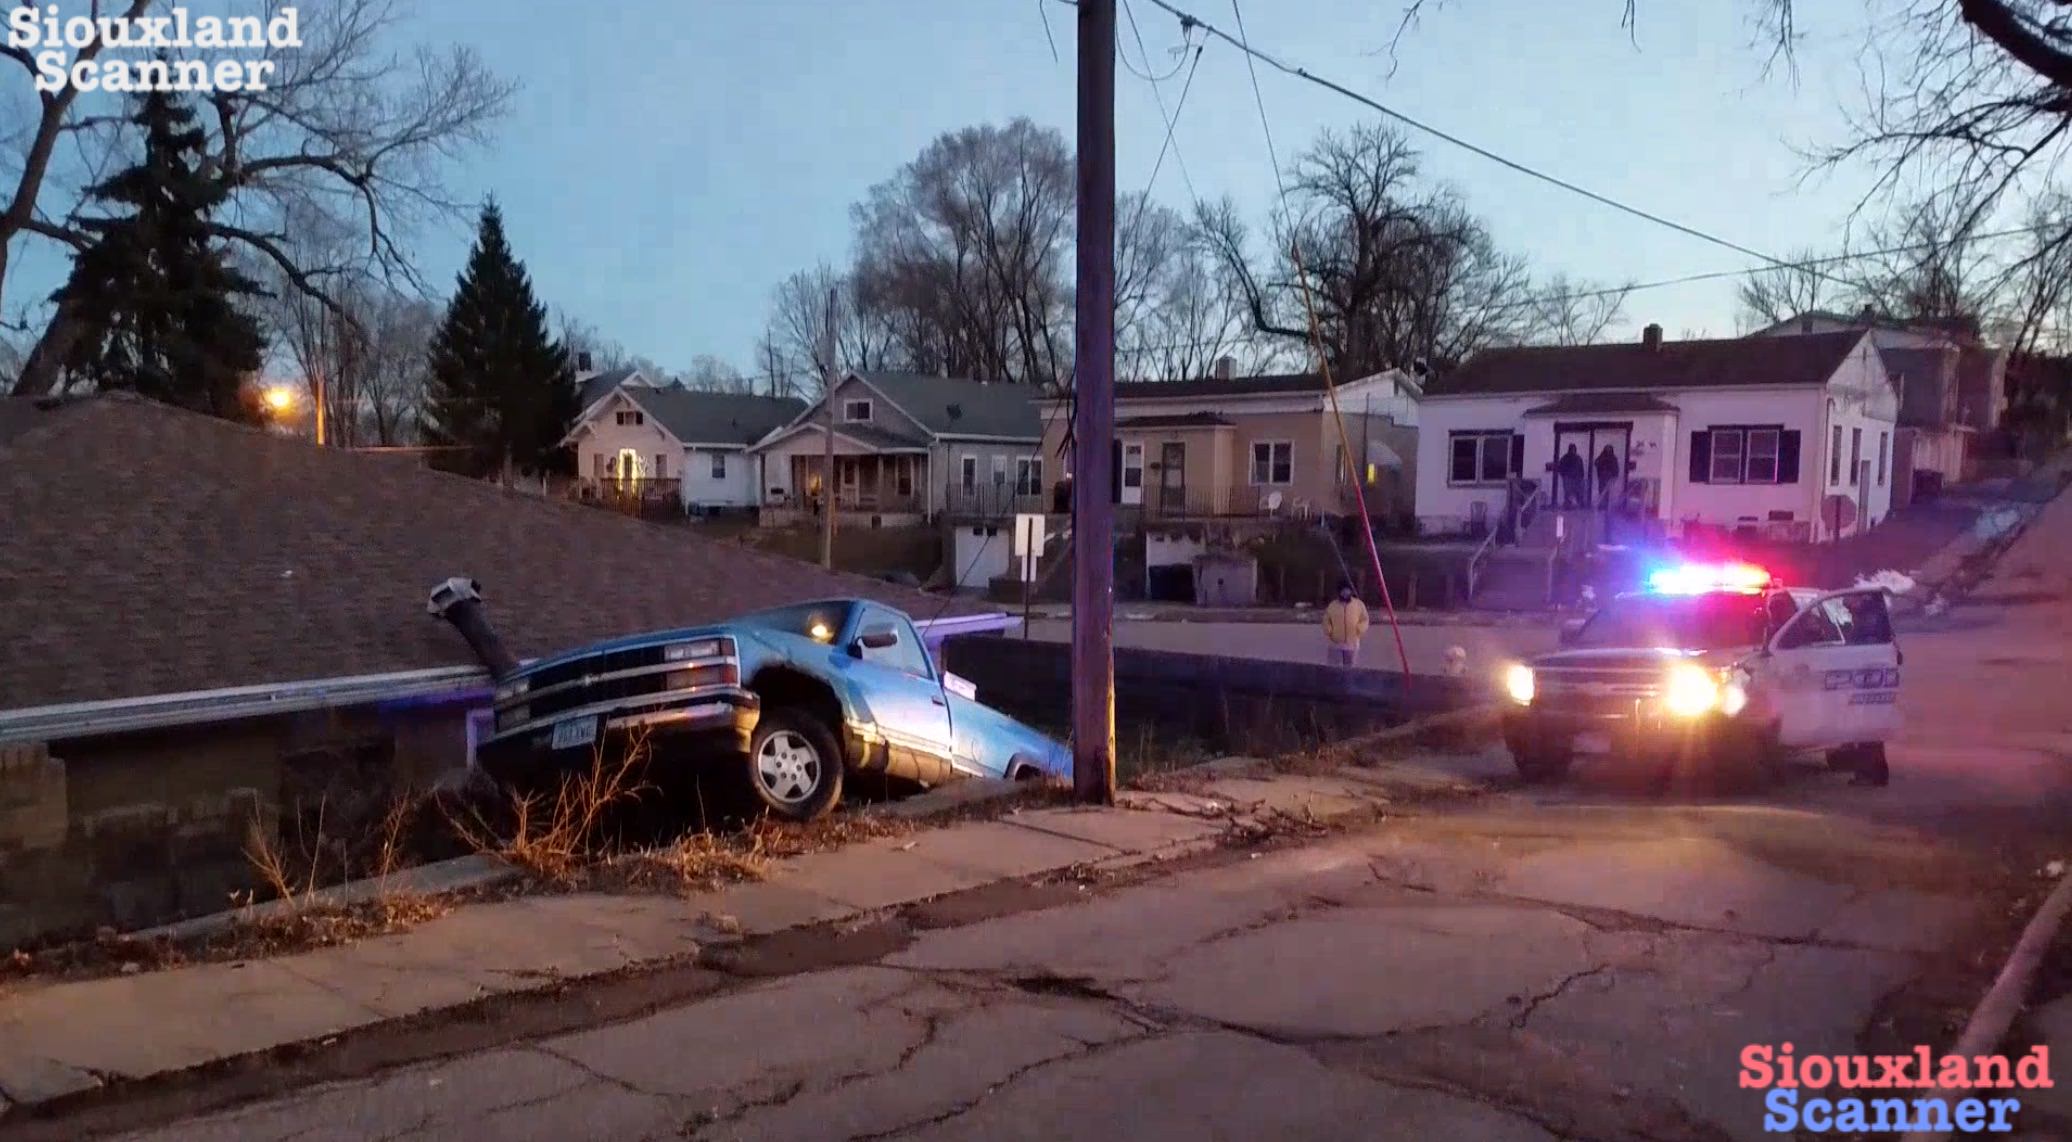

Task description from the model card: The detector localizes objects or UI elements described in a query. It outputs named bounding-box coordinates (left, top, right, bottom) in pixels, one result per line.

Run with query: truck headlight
left=664, top=639, right=724, bottom=662
left=496, top=704, right=528, bottom=731
left=1504, top=664, right=1535, bottom=705
left=494, top=678, right=528, bottom=702
left=1664, top=662, right=1721, bottom=718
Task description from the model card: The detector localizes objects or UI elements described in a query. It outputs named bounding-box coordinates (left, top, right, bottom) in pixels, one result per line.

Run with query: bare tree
left=1523, top=274, right=1633, bottom=346
left=359, top=293, right=436, bottom=444
left=555, top=311, right=628, bottom=373
left=1844, top=199, right=1999, bottom=332
left=850, top=118, right=1073, bottom=385
left=1196, top=124, right=1540, bottom=377
left=1736, top=250, right=1835, bottom=331
left=682, top=354, right=754, bottom=394
left=766, top=263, right=899, bottom=389
left=6, top=0, right=515, bottom=396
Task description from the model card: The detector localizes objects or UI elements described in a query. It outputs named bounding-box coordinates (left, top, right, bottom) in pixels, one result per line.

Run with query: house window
left=653, top=453, right=668, bottom=480
left=1850, top=427, right=1862, bottom=477
left=615, top=410, right=644, bottom=427
left=1877, top=431, right=1889, bottom=486
left=960, top=455, right=977, bottom=492
left=1745, top=429, right=1779, bottom=483
left=992, top=455, right=1008, bottom=486
left=1831, top=425, right=1843, bottom=484
left=895, top=457, right=914, bottom=497
left=1015, top=457, right=1043, bottom=496
left=1250, top=441, right=1293, bottom=485
left=1709, top=429, right=1746, bottom=484
left=843, top=399, right=873, bottom=423
left=592, top=453, right=608, bottom=479
left=711, top=452, right=727, bottom=480
left=1699, top=426, right=1792, bottom=485
left=1446, top=432, right=1513, bottom=485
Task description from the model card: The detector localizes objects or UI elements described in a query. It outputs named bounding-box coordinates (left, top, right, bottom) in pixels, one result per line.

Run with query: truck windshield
left=738, top=601, right=856, bottom=643
left=1573, top=593, right=1767, bottom=650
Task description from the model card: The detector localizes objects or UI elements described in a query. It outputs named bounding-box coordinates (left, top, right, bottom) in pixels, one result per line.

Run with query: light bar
left=1647, top=561, right=1772, bottom=595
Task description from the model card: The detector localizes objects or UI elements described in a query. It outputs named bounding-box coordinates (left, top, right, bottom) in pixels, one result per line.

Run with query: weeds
left=448, top=733, right=656, bottom=886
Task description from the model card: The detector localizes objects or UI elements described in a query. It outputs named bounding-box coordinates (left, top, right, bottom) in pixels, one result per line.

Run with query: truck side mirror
left=854, top=626, right=899, bottom=653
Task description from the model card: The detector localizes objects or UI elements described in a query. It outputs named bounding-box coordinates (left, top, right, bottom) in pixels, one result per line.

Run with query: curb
left=1900, top=866, right=2072, bottom=1142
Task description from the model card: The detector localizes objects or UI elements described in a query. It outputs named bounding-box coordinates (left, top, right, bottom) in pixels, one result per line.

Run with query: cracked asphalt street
left=92, top=488, right=2072, bottom=1141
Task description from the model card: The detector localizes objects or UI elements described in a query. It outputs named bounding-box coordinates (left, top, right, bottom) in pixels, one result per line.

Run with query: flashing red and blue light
left=1646, top=561, right=1774, bottom=595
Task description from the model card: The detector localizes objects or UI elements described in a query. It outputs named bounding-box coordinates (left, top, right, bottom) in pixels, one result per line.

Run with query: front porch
left=765, top=453, right=926, bottom=519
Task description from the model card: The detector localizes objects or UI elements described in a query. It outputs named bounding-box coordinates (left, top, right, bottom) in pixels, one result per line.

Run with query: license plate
left=1574, top=732, right=1611, bottom=754
left=550, top=716, right=599, bottom=751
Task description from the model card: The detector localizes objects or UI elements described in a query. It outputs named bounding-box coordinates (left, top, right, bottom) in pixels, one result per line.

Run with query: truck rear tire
left=746, top=708, right=845, bottom=821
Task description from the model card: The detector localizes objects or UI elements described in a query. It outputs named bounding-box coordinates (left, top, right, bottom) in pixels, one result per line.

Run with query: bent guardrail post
left=426, top=576, right=519, bottom=680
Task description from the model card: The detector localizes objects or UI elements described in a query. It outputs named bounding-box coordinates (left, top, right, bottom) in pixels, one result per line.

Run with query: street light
left=262, top=386, right=295, bottom=415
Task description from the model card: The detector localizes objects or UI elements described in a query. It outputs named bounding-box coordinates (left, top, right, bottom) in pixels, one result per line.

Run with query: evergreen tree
left=54, top=85, right=268, bottom=421
left=422, top=202, right=578, bottom=477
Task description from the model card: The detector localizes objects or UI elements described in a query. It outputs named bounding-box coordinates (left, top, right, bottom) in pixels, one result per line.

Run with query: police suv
left=1501, top=563, right=1902, bottom=786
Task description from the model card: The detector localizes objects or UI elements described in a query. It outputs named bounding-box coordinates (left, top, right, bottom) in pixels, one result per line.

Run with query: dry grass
left=448, top=734, right=656, bottom=887
left=592, top=811, right=915, bottom=896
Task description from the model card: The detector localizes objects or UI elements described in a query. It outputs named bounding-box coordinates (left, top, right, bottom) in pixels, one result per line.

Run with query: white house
left=750, top=372, right=1046, bottom=526
left=1414, top=325, right=1900, bottom=543
left=564, top=385, right=805, bottom=513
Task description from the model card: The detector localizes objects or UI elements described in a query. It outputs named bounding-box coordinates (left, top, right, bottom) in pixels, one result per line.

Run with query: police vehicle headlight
left=1663, top=662, right=1721, bottom=718
left=1503, top=663, right=1535, bottom=705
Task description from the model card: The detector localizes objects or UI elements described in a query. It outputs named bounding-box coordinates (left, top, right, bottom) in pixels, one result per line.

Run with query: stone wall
left=942, top=635, right=1481, bottom=753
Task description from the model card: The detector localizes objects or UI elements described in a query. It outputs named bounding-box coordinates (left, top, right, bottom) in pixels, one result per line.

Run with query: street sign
left=1013, top=513, right=1046, bottom=582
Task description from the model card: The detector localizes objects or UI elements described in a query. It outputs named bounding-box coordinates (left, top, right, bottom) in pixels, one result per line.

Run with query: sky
left=11, top=0, right=1899, bottom=375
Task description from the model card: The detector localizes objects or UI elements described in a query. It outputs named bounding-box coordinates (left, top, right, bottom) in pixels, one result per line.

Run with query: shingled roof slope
left=0, top=395, right=987, bottom=710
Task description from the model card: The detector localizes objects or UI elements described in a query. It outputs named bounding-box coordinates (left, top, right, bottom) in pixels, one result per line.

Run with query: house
left=1749, top=310, right=2009, bottom=502
left=1033, top=361, right=1420, bottom=523
left=563, top=385, right=805, bottom=514
left=0, top=392, right=1014, bottom=944
left=1415, top=325, right=1899, bottom=543
left=749, top=372, right=1046, bottom=525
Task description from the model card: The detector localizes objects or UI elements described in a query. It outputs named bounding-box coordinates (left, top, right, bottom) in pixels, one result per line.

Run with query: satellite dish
left=1266, top=491, right=1284, bottom=513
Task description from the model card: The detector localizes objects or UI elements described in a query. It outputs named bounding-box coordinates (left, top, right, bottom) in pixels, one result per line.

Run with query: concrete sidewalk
left=0, top=765, right=1425, bottom=1118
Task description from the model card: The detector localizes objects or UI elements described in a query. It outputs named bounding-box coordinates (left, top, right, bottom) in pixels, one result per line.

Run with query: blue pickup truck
left=431, top=581, right=1068, bottom=820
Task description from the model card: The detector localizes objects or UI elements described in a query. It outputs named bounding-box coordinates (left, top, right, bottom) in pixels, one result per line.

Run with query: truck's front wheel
left=747, top=709, right=845, bottom=821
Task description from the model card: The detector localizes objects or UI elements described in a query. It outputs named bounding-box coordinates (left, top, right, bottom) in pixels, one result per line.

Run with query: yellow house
left=1035, top=364, right=1421, bottom=522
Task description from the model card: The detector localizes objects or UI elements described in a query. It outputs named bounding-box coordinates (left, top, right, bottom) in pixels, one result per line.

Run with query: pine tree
left=54, top=85, right=267, bottom=421
left=422, top=202, right=578, bottom=478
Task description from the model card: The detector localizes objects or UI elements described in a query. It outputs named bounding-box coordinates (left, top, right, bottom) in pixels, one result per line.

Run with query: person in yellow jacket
left=1322, top=580, right=1370, bottom=667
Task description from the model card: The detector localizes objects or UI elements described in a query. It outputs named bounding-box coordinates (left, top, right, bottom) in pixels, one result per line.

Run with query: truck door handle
left=931, top=697, right=947, bottom=706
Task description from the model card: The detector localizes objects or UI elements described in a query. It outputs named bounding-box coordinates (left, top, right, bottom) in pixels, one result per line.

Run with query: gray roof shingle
left=853, top=373, right=1043, bottom=439
left=1424, top=331, right=1869, bottom=397
left=626, top=389, right=806, bottom=447
left=0, top=394, right=987, bottom=710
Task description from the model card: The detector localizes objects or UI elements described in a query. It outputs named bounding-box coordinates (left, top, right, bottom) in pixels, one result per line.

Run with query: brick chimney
left=1642, top=323, right=1663, bottom=351
left=1212, top=355, right=1236, bottom=380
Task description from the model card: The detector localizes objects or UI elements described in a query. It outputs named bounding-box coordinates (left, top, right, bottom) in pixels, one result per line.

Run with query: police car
left=1500, top=562, right=1902, bottom=786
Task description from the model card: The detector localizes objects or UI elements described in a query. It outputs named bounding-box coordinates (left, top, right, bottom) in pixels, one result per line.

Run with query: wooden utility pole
left=819, top=287, right=838, bottom=570
left=1071, top=0, right=1117, bottom=804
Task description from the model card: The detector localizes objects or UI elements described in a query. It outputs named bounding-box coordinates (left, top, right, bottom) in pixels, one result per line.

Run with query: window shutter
left=1509, top=434, right=1525, bottom=478
left=1110, top=440, right=1122, bottom=504
left=1777, top=430, right=1801, bottom=484
left=1689, top=431, right=1711, bottom=484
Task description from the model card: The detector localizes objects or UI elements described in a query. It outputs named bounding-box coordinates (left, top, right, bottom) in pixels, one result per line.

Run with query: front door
left=1159, top=442, right=1186, bottom=512
left=1762, top=589, right=1902, bottom=748
left=614, top=449, right=640, bottom=483
left=1120, top=442, right=1145, bottom=506
left=845, top=605, right=954, bottom=781
left=1551, top=424, right=1631, bottom=510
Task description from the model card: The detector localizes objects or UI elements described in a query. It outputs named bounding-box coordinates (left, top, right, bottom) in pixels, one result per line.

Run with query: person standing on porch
left=1594, top=445, right=1621, bottom=510
left=1558, top=444, right=1587, bottom=508
left=1323, top=581, right=1370, bottom=667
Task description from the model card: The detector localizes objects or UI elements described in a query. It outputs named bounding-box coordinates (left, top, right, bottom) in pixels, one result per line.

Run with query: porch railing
left=1467, top=483, right=1544, bottom=600
left=944, top=484, right=1055, bottom=519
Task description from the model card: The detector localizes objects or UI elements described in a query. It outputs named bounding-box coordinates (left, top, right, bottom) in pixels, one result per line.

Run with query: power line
left=1117, top=1, right=1190, bottom=82
left=1135, top=0, right=1881, bottom=298
left=1120, top=0, right=1202, bottom=205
